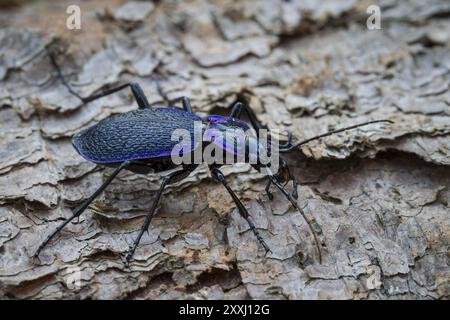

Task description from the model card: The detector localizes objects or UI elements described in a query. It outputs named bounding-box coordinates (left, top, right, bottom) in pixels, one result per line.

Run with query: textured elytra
left=72, top=108, right=203, bottom=163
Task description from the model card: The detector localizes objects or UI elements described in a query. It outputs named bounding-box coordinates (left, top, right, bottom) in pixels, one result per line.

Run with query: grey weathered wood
left=0, top=0, right=449, bottom=299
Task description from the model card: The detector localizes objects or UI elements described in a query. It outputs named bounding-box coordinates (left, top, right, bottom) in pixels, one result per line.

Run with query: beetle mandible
left=33, top=52, right=392, bottom=266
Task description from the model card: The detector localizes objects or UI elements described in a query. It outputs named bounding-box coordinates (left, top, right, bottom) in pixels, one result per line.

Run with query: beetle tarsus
left=279, top=131, right=294, bottom=148
left=252, top=226, right=271, bottom=254
left=123, top=256, right=131, bottom=268
left=268, top=175, right=323, bottom=264
left=265, top=181, right=274, bottom=200
left=33, top=161, right=130, bottom=258
left=124, top=248, right=135, bottom=267
left=123, top=166, right=196, bottom=265
left=292, top=179, right=299, bottom=200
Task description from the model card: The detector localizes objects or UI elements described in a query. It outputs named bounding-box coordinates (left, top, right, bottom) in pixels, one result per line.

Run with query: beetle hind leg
left=49, top=51, right=151, bottom=108
left=33, top=161, right=131, bottom=260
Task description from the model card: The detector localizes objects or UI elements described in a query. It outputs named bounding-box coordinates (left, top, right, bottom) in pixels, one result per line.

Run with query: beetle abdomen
left=72, top=108, right=202, bottom=163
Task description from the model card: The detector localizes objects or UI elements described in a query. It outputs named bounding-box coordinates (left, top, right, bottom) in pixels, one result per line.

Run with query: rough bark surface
left=0, top=0, right=449, bottom=299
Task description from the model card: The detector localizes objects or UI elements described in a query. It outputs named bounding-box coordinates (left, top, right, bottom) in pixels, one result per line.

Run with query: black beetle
left=33, top=52, right=391, bottom=266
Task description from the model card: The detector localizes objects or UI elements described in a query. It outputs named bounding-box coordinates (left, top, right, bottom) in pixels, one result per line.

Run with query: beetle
left=33, top=52, right=392, bottom=266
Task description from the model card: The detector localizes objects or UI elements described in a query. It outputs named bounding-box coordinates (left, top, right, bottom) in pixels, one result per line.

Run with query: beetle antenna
left=48, top=50, right=86, bottom=102
left=268, top=175, right=322, bottom=263
left=281, top=119, right=393, bottom=152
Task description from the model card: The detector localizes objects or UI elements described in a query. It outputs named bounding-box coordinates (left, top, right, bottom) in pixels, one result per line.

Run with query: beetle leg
left=210, top=167, right=272, bottom=254
left=167, top=96, right=193, bottom=113
left=181, top=97, right=193, bottom=113
left=154, top=79, right=194, bottom=113
left=130, top=83, right=151, bottom=109
left=264, top=175, right=298, bottom=200
left=84, top=82, right=151, bottom=108
left=33, top=161, right=131, bottom=259
left=124, top=165, right=197, bottom=266
left=49, top=51, right=151, bottom=108
left=281, top=158, right=299, bottom=200
left=228, top=99, right=264, bottom=135
left=267, top=174, right=322, bottom=264
left=279, top=131, right=293, bottom=148
left=229, top=98, right=296, bottom=152
left=265, top=180, right=273, bottom=200
left=291, top=177, right=299, bottom=200
left=229, top=101, right=243, bottom=118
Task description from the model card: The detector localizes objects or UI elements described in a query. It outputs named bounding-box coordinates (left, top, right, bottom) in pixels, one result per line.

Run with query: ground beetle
left=33, top=52, right=392, bottom=266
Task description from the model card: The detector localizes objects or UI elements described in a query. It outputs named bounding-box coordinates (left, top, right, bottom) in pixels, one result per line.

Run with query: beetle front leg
left=264, top=177, right=298, bottom=201
left=291, top=177, right=299, bottom=199
left=279, top=131, right=294, bottom=149
left=264, top=158, right=298, bottom=201
left=267, top=174, right=322, bottom=263
left=265, top=180, right=273, bottom=200
left=210, top=167, right=271, bottom=254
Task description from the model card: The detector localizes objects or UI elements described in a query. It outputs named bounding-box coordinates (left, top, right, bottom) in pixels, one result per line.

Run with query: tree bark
left=0, top=0, right=449, bottom=299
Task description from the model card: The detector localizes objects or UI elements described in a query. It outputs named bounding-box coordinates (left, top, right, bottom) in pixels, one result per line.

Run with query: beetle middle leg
left=210, top=167, right=271, bottom=254
left=49, top=51, right=151, bottom=108
left=124, top=165, right=197, bottom=266
left=33, top=161, right=131, bottom=259
left=169, top=96, right=194, bottom=113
